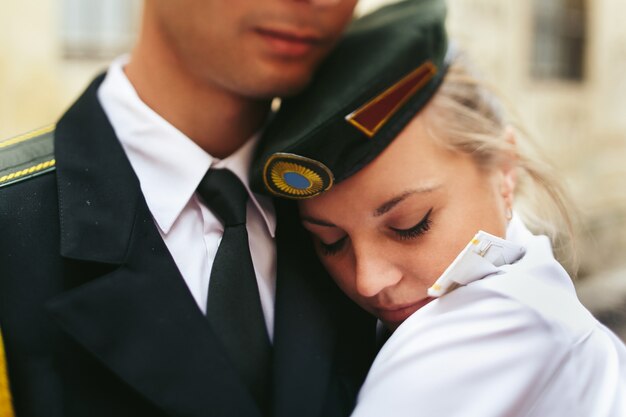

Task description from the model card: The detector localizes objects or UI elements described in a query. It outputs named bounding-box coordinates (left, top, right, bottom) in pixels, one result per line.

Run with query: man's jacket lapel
left=46, top=75, right=261, bottom=417
left=271, top=200, right=378, bottom=417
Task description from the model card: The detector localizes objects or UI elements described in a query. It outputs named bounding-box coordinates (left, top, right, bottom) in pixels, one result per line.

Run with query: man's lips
left=255, top=27, right=323, bottom=57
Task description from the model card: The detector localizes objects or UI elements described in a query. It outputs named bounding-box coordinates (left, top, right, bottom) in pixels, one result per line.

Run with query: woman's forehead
left=300, top=146, right=450, bottom=210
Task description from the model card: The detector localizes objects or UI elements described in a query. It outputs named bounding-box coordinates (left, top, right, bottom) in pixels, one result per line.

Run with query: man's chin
left=252, top=72, right=314, bottom=99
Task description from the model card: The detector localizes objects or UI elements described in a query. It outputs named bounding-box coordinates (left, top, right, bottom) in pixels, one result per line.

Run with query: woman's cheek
left=322, top=258, right=361, bottom=299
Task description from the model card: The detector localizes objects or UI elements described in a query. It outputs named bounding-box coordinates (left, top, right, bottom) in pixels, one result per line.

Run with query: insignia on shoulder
left=345, top=61, right=438, bottom=138
left=0, top=124, right=56, bottom=189
left=263, top=153, right=334, bottom=199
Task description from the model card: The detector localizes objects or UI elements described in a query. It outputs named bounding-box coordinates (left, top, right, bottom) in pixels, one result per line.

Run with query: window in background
left=532, top=0, right=586, bottom=81
left=61, top=0, right=142, bottom=59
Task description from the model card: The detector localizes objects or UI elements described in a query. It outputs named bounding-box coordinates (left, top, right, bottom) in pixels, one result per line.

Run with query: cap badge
left=345, top=61, right=437, bottom=138
left=264, top=153, right=334, bottom=199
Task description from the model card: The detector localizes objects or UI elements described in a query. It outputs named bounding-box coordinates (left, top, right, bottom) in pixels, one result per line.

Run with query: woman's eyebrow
left=373, top=186, right=440, bottom=217
left=301, top=185, right=441, bottom=226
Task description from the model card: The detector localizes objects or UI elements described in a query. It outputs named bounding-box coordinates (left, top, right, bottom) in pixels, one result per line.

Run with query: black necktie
left=197, top=169, right=272, bottom=412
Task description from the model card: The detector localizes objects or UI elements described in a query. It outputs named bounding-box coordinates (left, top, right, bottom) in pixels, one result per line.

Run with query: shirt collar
left=212, top=134, right=277, bottom=237
left=97, top=55, right=276, bottom=236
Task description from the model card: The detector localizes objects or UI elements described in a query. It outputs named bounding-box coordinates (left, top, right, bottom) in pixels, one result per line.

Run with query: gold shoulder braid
left=0, top=124, right=56, bottom=189
left=0, top=331, right=15, bottom=417
left=0, top=125, right=54, bottom=415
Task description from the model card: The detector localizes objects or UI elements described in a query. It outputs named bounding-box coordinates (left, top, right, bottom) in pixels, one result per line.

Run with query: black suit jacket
left=0, top=75, right=377, bottom=417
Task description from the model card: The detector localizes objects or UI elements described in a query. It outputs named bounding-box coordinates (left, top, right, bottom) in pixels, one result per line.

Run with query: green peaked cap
left=251, top=0, right=448, bottom=199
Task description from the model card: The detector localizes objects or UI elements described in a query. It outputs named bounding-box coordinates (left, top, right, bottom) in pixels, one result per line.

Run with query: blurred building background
left=2, top=0, right=625, bottom=337
left=444, top=0, right=626, bottom=339
left=0, top=0, right=141, bottom=138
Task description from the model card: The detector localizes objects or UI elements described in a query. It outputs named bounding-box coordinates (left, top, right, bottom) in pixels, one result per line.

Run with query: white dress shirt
left=97, top=55, right=277, bottom=340
left=352, top=217, right=626, bottom=417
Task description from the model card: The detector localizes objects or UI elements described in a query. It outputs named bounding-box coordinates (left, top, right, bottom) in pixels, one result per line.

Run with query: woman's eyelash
left=391, top=208, right=433, bottom=240
left=316, top=209, right=433, bottom=255
left=319, top=236, right=347, bottom=256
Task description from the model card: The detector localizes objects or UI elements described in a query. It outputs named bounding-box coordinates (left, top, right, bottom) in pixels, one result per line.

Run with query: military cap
left=251, top=0, right=448, bottom=199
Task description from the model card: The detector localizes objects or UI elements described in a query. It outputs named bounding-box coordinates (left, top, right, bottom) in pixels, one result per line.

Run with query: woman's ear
left=500, top=126, right=518, bottom=210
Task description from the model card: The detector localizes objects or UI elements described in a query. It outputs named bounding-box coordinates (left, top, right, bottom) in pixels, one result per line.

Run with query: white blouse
left=352, top=217, right=626, bottom=417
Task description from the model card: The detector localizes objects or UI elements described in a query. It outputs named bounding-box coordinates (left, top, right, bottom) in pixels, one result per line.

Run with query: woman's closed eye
left=318, top=235, right=348, bottom=256
left=390, top=208, right=433, bottom=240
left=315, top=208, right=433, bottom=256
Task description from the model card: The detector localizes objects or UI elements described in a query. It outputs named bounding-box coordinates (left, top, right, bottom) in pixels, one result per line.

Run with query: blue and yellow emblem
left=263, top=153, right=333, bottom=199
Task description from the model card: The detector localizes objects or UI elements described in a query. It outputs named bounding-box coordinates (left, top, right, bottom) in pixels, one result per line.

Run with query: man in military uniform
left=0, top=1, right=376, bottom=416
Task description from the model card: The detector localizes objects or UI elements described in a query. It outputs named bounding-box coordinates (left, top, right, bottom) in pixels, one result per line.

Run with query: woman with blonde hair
left=252, top=0, right=626, bottom=415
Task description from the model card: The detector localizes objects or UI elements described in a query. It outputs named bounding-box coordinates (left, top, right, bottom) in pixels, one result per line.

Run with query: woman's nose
left=354, top=249, right=402, bottom=298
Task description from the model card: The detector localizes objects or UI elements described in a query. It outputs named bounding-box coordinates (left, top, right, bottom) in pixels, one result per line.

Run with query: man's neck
left=124, top=30, right=270, bottom=159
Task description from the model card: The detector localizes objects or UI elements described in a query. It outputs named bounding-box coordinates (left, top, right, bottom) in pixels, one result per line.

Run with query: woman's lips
left=255, top=27, right=322, bottom=58
left=373, top=297, right=435, bottom=325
